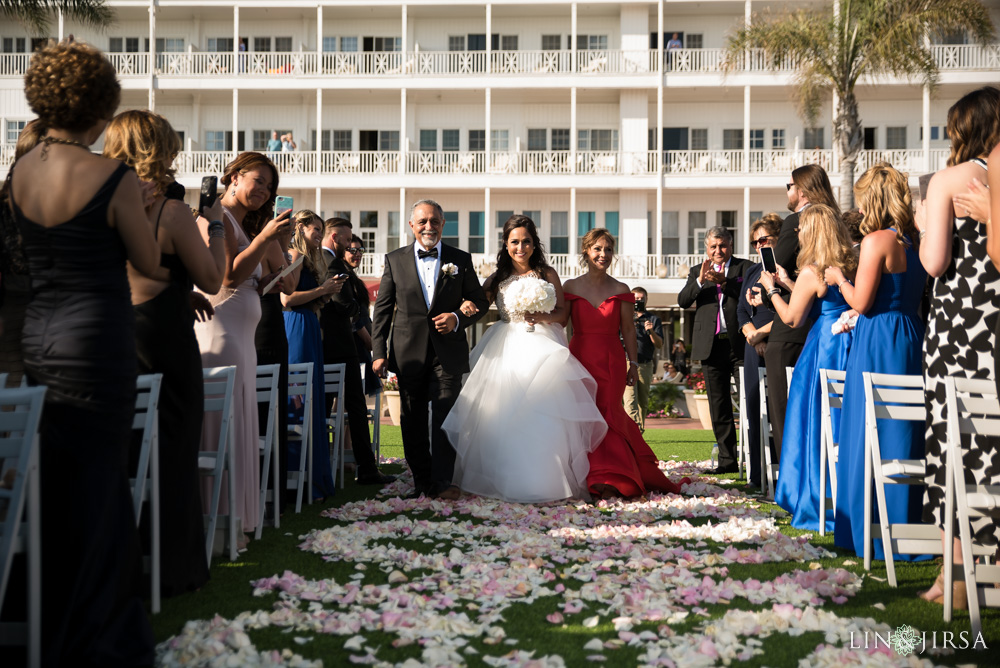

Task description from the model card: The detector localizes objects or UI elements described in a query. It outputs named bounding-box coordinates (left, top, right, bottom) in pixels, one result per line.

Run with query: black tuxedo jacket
left=371, top=243, right=489, bottom=377
left=319, top=249, right=360, bottom=361
left=677, top=256, right=753, bottom=362
left=769, top=210, right=810, bottom=345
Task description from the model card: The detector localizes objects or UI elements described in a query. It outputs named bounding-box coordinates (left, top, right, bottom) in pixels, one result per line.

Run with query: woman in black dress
left=11, top=42, right=160, bottom=665
left=343, top=234, right=382, bottom=396
left=104, top=109, right=227, bottom=596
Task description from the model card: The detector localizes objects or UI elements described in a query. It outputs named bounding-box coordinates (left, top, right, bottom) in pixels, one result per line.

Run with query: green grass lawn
left=151, top=426, right=1000, bottom=666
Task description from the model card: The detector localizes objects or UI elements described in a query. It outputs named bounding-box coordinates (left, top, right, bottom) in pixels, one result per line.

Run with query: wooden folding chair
left=0, top=386, right=46, bottom=668
left=944, top=376, right=1000, bottom=636
left=817, top=369, right=845, bottom=537
left=322, top=364, right=347, bottom=488
left=254, top=364, right=281, bottom=540
left=130, top=373, right=163, bottom=613
left=198, top=366, right=237, bottom=566
left=287, top=363, right=314, bottom=513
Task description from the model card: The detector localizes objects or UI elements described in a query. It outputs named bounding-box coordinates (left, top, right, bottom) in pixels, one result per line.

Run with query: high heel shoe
left=922, top=571, right=968, bottom=609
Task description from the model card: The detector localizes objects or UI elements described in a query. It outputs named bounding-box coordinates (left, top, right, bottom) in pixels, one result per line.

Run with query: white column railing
left=319, top=150, right=400, bottom=174
left=0, top=53, right=31, bottom=76
left=519, top=151, right=573, bottom=174
left=155, top=52, right=234, bottom=75
left=931, top=44, right=1000, bottom=70
left=491, top=50, right=572, bottom=74
left=106, top=52, right=149, bottom=75
left=662, top=48, right=726, bottom=73
left=173, top=151, right=237, bottom=175
left=413, top=51, right=486, bottom=75
left=246, top=52, right=316, bottom=76
left=406, top=151, right=486, bottom=173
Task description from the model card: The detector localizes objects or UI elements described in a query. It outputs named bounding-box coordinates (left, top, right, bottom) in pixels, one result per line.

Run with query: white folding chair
left=786, top=365, right=795, bottom=394
left=199, top=366, right=238, bottom=566
left=322, top=363, right=347, bottom=488
left=944, top=376, right=1000, bottom=636
left=0, top=385, right=46, bottom=668
left=737, top=366, right=750, bottom=479
left=287, top=363, right=315, bottom=513
left=817, top=369, right=846, bottom=537
left=254, top=364, right=281, bottom=540
left=362, top=364, right=382, bottom=464
left=862, top=372, right=940, bottom=586
left=758, top=368, right=779, bottom=501
left=130, top=373, right=163, bottom=614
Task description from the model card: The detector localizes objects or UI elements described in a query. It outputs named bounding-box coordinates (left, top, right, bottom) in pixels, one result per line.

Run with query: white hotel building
left=2, top=0, right=999, bottom=318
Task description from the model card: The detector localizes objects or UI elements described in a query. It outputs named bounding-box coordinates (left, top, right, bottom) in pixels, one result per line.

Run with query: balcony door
left=359, top=131, right=378, bottom=151
left=467, top=34, right=499, bottom=51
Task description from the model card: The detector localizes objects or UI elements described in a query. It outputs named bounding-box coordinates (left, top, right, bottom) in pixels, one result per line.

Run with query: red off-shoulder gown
left=565, top=292, right=684, bottom=498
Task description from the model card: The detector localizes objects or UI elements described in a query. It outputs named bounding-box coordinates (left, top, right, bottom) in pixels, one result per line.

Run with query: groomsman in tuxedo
left=764, top=165, right=839, bottom=465
left=321, top=218, right=395, bottom=485
left=677, top=227, right=752, bottom=474
left=371, top=200, right=489, bottom=499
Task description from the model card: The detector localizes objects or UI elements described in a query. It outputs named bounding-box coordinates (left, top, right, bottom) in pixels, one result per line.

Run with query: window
left=551, top=128, right=570, bottom=151
left=685, top=34, right=704, bottom=49
left=469, top=130, right=485, bottom=152
left=527, top=129, right=547, bottom=151
left=604, top=212, right=619, bottom=238
left=332, top=211, right=351, bottom=221
left=542, top=35, right=561, bottom=50
left=333, top=130, right=351, bottom=151
left=322, top=37, right=337, bottom=52
left=2, top=38, right=27, bottom=53
left=420, top=129, right=437, bottom=152
left=772, top=128, right=786, bottom=150
left=364, top=37, right=401, bottom=52
left=109, top=37, right=141, bottom=52
left=154, top=38, right=184, bottom=52
left=387, top=211, right=401, bottom=249
left=690, top=128, right=708, bottom=151
left=359, top=211, right=378, bottom=251
left=749, top=129, right=764, bottom=150
left=254, top=37, right=271, bottom=52
left=442, top=211, right=459, bottom=247
left=442, top=129, right=459, bottom=152
left=340, top=37, right=358, bottom=52
left=6, top=120, right=26, bottom=144
left=577, top=211, right=596, bottom=237
left=886, top=126, right=907, bottom=150
left=804, top=127, right=824, bottom=149
left=208, top=37, right=234, bottom=52
left=688, top=211, right=706, bottom=254
left=491, top=129, right=509, bottom=151
left=448, top=36, right=465, bottom=52
left=310, top=130, right=332, bottom=151
left=205, top=131, right=227, bottom=151
left=921, top=126, right=944, bottom=141
left=550, top=212, right=569, bottom=254
left=578, top=129, right=618, bottom=151
left=662, top=211, right=680, bottom=254
left=252, top=130, right=269, bottom=151
left=717, top=211, right=738, bottom=252
left=496, top=209, right=513, bottom=246
left=468, top=212, right=485, bottom=253
left=275, top=37, right=292, bottom=52
left=522, top=211, right=541, bottom=227
left=500, top=35, right=518, bottom=51
left=723, top=129, right=743, bottom=150
left=379, top=130, right=399, bottom=151
left=574, top=35, right=608, bottom=50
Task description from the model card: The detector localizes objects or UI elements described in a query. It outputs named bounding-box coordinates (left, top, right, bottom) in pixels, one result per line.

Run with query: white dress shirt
left=413, top=241, right=442, bottom=309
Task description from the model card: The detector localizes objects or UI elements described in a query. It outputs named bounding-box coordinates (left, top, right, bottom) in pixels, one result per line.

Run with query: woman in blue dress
left=282, top=210, right=342, bottom=500
left=824, top=165, right=928, bottom=560
left=759, top=204, right=855, bottom=532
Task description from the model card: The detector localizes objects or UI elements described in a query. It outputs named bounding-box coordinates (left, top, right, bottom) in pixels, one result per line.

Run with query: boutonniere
left=737, top=276, right=744, bottom=283
left=441, top=263, right=458, bottom=278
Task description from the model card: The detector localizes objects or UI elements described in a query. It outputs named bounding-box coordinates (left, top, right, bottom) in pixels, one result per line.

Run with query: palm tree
left=1, top=0, right=113, bottom=35
left=725, top=0, right=994, bottom=209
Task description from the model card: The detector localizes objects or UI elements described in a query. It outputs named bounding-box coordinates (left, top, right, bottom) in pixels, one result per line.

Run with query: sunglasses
left=786, top=183, right=795, bottom=191
left=751, top=236, right=773, bottom=248
left=346, top=247, right=364, bottom=255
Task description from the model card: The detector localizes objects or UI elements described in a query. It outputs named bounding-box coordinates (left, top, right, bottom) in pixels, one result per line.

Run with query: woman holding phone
left=195, top=151, right=290, bottom=546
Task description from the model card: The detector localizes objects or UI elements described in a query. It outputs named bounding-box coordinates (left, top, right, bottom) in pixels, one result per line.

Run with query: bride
left=443, top=215, right=607, bottom=503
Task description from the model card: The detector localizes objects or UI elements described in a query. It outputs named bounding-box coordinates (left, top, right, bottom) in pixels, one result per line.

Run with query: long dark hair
left=220, top=151, right=278, bottom=239
left=494, top=214, right=550, bottom=286
left=345, top=233, right=369, bottom=309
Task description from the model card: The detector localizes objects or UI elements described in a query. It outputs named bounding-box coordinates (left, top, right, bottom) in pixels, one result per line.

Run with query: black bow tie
left=417, top=248, right=438, bottom=259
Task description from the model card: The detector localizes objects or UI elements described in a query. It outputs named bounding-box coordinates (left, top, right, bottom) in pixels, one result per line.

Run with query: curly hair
left=578, top=227, right=616, bottom=268
left=854, top=164, right=917, bottom=246
left=797, top=204, right=858, bottom=276
left=102, top=110, right=180, bottom=194
left=24, top=41, right=120, bottom=133
left=749, top=212, right=783, bottom=242
left=494, top=214, right=551, bottom=286
left=289, top=209, right=328, bottom=285
left=220, top=152, right=279, bottom=239
left=945, top=86, right=1000, bottom=168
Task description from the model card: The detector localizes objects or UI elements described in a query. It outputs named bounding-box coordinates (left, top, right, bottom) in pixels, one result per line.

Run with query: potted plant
left=685, top=372, right=713, bottom=430
left=382, top=375, right=401, bottom=426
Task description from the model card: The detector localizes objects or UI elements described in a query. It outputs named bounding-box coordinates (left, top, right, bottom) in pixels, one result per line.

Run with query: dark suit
left=677, top=256, right=753, bottom=469
left=371, top=242, right=488, bottom=494
left=320, top=248, right=380, bottom=478
left=763, top=210, right=810, bottom=464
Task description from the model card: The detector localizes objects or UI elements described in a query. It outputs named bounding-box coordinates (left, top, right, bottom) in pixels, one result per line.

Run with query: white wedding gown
left=443, top=273, right=608, bottom=502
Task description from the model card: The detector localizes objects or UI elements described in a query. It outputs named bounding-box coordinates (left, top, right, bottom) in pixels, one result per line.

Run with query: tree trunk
left=834, top=89, right=863, bottom=211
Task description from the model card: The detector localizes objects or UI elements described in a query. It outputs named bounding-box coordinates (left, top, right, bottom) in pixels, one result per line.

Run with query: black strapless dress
left=255, top=290, right=289, bottom=512
left=13, top=162, right=154, bottom=666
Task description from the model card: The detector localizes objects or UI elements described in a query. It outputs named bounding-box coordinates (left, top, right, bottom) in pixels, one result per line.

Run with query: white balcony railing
left=319, top=151, right=401, bottom=174
left=106, top=52, right=149, bottom=76
left=490, top=50, right=572, bottom=74
left=412, top=51, right=486, bottom=75
left=0, top=53, right=30, bottom=76
left=931, top=44, right=1000, bottom=71
left=854, top=149, right=951, bottom=174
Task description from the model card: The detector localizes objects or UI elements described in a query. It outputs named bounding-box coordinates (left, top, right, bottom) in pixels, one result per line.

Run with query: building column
left=399, top=187, right=407, bottom=249
left=401, top=4, right=407, bottom=53
left=571, top=2, right=577, bottom=73
left=317, top=5, right=323, bottom=56
left=742, top=186, right=751, bottom=257
left=148, top=1, right=156, bottom=110
left=315, top=187, right=322, bottom=215
left=922, top=84, right=930, bottom=172
left=232, top=89, right=239, bottom=154
left=58, top=10, right=64, bottom=40
left=656, top=0, right=664, bottom=258
left=233, top=6, right=240, bottom=74
left=316, top=88, right=323, bottom=173
left=485, top=3, right=492, bottom=74
left=484, top=187, right=492, bottom=256
left=569, top=187, right=577, bottom=255
left=485, top=87, right=492, bottom=175
left=570, top=87, right=577, bottom=175
left=399, top=88, right=407, bottom=175
left=192, top=93, right=201, bottom=152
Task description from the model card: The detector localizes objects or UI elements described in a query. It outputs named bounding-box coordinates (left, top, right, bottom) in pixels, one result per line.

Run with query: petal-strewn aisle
left=153, top=459, right=996, bottom=667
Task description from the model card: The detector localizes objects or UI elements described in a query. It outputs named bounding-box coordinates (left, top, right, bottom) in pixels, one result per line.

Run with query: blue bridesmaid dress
left=284, top=268, right=336, bottom=499
left=775, top=283, right=853, bottom=532
left=834, top=237, right=927, bottom=559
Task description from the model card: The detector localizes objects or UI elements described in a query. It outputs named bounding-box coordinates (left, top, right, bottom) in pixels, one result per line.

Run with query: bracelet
left=207, top=220, right=225, bottom=239
left=767, top=288, right=780, bottom=296
left=628, top=360, right=638, bottom=367
left=838, top=279, right=852, bottom=288
left=919, top=230, right=927, bottom=239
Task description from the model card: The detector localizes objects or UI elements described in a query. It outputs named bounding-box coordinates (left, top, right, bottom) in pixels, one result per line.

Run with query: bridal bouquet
left=504, top=276, right=557, bottom=332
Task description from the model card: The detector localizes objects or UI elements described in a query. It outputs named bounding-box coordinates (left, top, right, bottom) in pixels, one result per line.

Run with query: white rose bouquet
left=504, top=276, right=557, bottom=332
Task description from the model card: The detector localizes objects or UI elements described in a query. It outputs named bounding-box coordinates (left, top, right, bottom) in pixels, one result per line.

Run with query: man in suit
left=764, top=164, right=838, bottom=466
left=371, top=199, right=489, bottom=499
left=321, top=218, right=395, bottom=485
left=677, top=226, right=752, bottom=474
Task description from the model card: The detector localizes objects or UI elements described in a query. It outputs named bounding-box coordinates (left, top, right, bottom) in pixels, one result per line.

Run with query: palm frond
left=0, top=0, right=114, bottom=35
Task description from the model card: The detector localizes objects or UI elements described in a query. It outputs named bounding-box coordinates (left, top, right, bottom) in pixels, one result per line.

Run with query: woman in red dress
left=563, top=228, right=686, bottom=499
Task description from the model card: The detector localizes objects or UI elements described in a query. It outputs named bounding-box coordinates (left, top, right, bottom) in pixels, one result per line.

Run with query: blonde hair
left=103, top=110, right=180, bottom=194
left=797, top=204, right=858, bottom=276
left=578, top=227, right=616, bottom=267
left=854, top=164, right=917, bottom=246
left=290, top=210, right=328, bottom=284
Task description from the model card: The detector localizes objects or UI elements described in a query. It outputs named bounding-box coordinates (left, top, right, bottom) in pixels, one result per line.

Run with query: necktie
left=715, top=265, right=723, bottom=335
left=418, top=248, right=438, bottom=259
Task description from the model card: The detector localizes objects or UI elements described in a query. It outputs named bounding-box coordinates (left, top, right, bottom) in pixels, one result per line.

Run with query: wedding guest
left=195, top=152, right=291, bottom=546
left=103, top=109, right=226, bottom=596
left=825, top=164, right=927, bottom=560
left=282, top=210, right=341, bottom=500
left=266, top=130, right=282, bottom=153
left=671, top=339, right=688, bottom=375
left=282, top=132, right=297, bottom=152
left=12, top=41, right=158, bottom=665
left=565, top=228, right=687, bottom=499
left=916, top=86, right=1000, bottom=607
left=662, top=362, right=685, bottom=384
left=443, top=215, right=607, bottom=502
left=624, top=286, right=663, bottom=431
left=344, top=234, right=381, bottom=396
left=761, top=205, right=855, bottom=531
left=842, top=210, right=864, bottom=246
left=737, top=213, right=782, bottom=488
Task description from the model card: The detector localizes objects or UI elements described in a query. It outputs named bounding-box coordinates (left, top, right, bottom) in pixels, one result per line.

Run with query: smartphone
left=334, top=273, right=349, bottom=280
left=760, top=246, right=777, bottom=273
left=198, top=175, right=218, bottom=213
left=275, top=195, right=294, bottom=217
